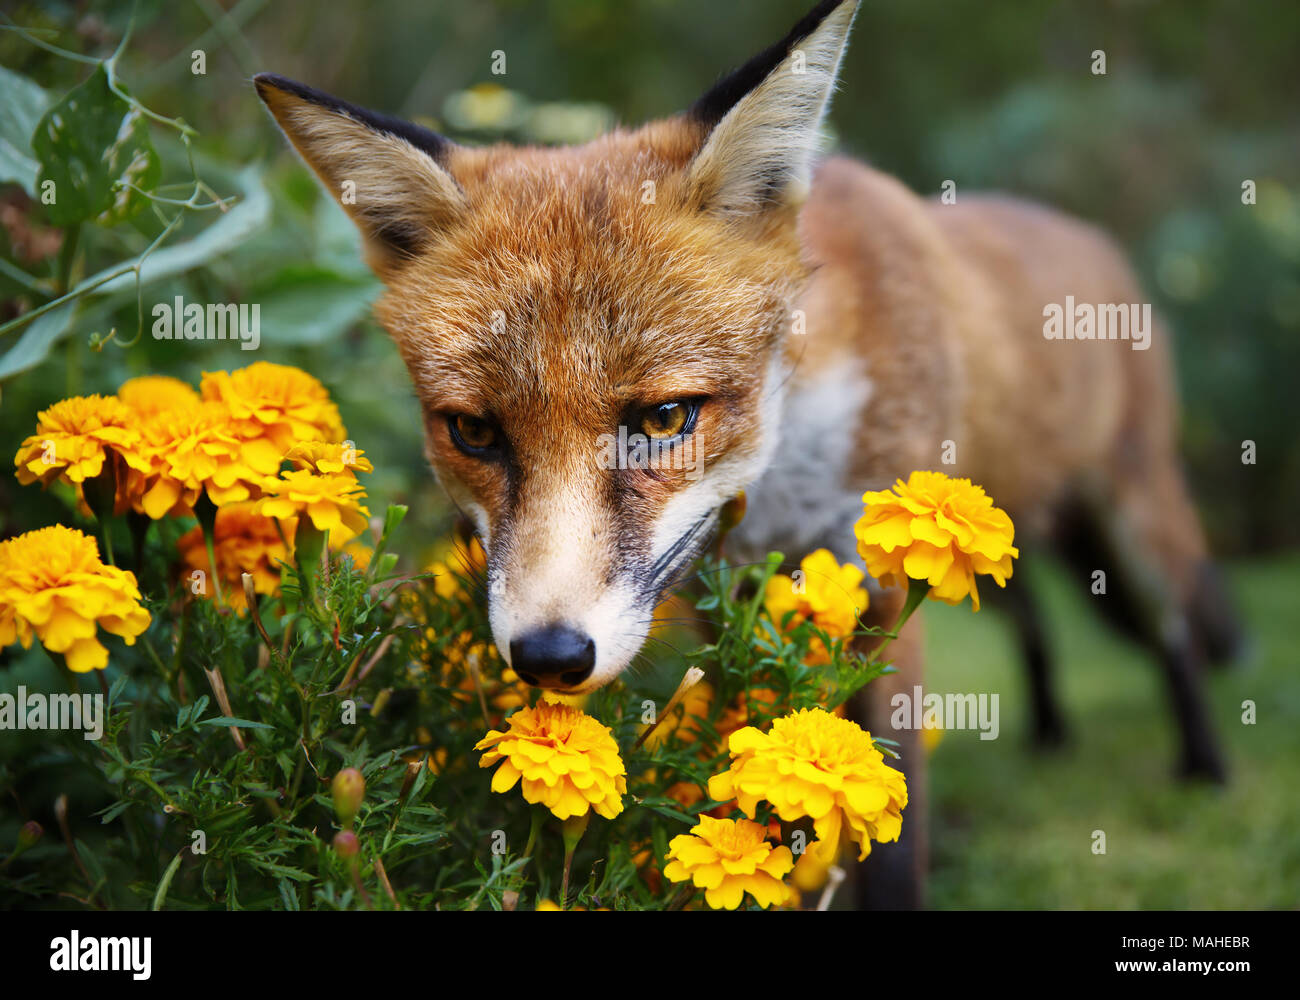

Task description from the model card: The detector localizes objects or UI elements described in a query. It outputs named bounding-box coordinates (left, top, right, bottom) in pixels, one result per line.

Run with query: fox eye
left=639, top=401, right=696, bottom=440
left=448, top=414, right=499, bottom=454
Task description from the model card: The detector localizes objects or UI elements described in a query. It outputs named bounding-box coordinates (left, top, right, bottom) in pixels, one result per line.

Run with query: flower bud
left=241, top=571, right=258, bottom=610
left=18, top=820, right=43, bottom=849
left=561, top=811, right=590, bottom=855
left=332, top=829, right=360, bottom=859
left=331, top=768, right=365, bottom=828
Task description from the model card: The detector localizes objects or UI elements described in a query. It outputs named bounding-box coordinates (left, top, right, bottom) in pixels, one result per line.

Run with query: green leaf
left=97, top=799, right=132, bottom=824
left=0, top=301, right=76, bottom=381
left=0, top=65, right=51, bottom=196
left=251, top=861, right=314, bottom=882
left=32, top=64, right=160, bottom=226
left=91, top=166, right=271, bottom=293
left=198, top=716, right=276, bottom=730
left=277, top=878, right=301, bottom=911
left=250, top=265, right=380, bottom=345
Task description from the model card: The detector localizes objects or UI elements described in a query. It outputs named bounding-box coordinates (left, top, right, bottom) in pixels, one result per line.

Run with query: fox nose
left=510, top=626, right=596, bottom=689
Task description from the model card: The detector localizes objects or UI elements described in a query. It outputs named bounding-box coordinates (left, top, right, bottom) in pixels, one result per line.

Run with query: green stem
left=203, top=528, right=224, bottom=605
left=55, top=225, right=80, bottom=294
left=99, top=517, right=116, bottom=566
left=523, top=808, right=544, bottom=860
left=194, top=494, right=225, bottom=606
left=869, top=578, right=929, bottom=666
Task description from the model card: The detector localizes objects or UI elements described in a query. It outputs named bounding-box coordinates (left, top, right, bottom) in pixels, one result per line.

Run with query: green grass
left=923, top=552, right=1300, bottom=909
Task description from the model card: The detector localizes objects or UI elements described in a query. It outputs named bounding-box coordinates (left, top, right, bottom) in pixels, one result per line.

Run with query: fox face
left=257, top=0, right=858, bottom=692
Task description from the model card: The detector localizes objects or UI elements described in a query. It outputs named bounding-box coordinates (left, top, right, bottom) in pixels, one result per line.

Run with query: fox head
left=255, top=0, right=857, bottom=692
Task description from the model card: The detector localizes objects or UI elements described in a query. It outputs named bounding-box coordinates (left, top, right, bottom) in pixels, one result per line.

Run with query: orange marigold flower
left=123, top=400, right=261, bottom=518
left=117, top=375, right=201, bottom=416
left=663, top=815, right=794, bottom=910
left=854, top=470, right=1017, bottom=611
left=177, top=502, right=294, bottom=610
left=200, top=362, right=345, bottom=475
left=0, top=525, right=150, bottom=672
left=282, top=440, right=373, bottom=476
left=475, top=702, right=626, bottom=820
left=13, top=395, right=147, bottom=490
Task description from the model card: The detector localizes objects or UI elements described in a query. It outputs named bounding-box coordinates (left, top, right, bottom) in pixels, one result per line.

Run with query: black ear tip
left=252, top=73, right=284, bottom=103
left=689, top=0, right=855, bottom=128
left=252, top=73, right=342, bottom=113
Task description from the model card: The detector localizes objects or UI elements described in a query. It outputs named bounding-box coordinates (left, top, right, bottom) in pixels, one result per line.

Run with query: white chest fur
left=730, top=357, right=877, bottom=566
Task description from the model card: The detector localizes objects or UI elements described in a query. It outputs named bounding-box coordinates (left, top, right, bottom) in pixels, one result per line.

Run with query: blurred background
left=1, top=0, right=1297, bottom=907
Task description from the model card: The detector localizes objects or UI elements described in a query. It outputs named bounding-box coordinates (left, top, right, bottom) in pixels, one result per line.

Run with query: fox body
left=258, top=0, right=1233, bottom=905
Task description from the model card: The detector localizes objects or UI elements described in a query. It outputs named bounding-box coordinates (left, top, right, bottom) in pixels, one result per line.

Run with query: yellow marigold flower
left=663, top=815, right=794, bottom=910
left=117, top=375, right=200, bottom=416
left=0, top=525, right=150, bottom=672
left=765, top=548, right=867, bottom=664
left=200, top=362, right=345, bottom=475
left=283, top=440, right=373, bottom=476
left=474, top=702, right=627, bottom=820
left=124, top=401, right=260, bottom=518
left=854, top=470, right=1017, bottom=611
left=791, top=840, right=837, bottom=893
left=13, top=395, right=147, bottom=490
left=177, top=502, right=294, bottom=610
left=257, top=468, right=370, bottom=543
left=707, top=707, right=907, bottom=863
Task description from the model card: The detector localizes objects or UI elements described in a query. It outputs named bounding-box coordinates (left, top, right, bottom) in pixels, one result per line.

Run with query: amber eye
left=640, top=401, right=695, bottom=440
left=449, top=414, right=498, bottom=453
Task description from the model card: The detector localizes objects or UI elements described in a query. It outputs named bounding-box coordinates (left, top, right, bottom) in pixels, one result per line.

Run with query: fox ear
left=254, top=73, right=466, bottom=271
left=685, top=0, right=857, bottom=218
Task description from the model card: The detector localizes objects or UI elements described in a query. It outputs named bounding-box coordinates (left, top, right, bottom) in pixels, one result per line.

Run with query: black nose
left=509, top=626, right=595, bottom=689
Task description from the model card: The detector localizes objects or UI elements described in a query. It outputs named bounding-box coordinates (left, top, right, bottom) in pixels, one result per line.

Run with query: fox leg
left=845, top=584, right=928, bottom=909
left=1057, top=465, right=1229, bottom=782
left=986, top=567, right=1068, bottom=748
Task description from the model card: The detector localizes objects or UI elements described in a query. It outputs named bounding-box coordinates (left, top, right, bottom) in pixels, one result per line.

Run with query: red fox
left=256, top=0, right=1237, bottom=907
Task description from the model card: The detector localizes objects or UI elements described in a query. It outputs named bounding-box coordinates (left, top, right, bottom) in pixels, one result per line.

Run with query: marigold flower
left=177, top=502, right=294, bottom=610
left=117, top=375, right=201, bottom=416
left=474, top=702, right=627, bottom=820
left=0, top=525, right=151, bottom=672
left=854, top=470, right=1017, bottom=611
left=124, top=401, right=261, bottom=518
left=707, top=707, right=907, bottom=863
left=200, top=362, right=345, bottom=475
left=663, top=815, right=794, bottom=910
left=283, top=440, right=373, bottom=476
left=257, top=468, right=370, bottom=543
left=13, top=395, right=147, bottom=491
left=765, top=548, right=867, bottom=663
